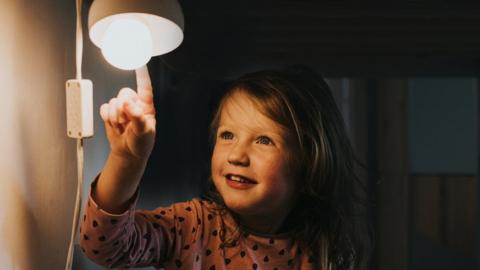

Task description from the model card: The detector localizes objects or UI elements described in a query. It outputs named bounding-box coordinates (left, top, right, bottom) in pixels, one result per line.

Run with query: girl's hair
left=204, top=66, right=371, bottom=270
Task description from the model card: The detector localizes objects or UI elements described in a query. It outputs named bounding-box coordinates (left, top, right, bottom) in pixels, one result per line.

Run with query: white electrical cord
left=65, top=0, right=85, bottom=269
left=75, top=0, right=83, bottom=81
left=66, top=139, right=85, bottom=270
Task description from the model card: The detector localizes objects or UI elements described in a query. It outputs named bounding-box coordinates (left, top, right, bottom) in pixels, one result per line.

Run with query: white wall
left=0, top=1, right=76, bottom=268
left=0, top=1, right=135, bottom=269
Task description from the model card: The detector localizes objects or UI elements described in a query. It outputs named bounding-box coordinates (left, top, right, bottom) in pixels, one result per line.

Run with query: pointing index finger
left=135, top=65, right=153, bottom=103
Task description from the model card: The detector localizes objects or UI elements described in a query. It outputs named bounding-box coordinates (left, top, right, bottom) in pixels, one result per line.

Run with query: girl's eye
left=219, top=131, right=234, bottom=140
left=257, top=136, right=273, bottom=145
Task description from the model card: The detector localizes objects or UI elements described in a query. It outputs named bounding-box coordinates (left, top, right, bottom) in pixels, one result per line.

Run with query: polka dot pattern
left=80, top=182, right=317, bottom=269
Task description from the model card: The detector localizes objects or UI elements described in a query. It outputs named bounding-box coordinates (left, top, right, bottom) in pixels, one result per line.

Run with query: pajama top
left=80, top=180, right=318, bottom=269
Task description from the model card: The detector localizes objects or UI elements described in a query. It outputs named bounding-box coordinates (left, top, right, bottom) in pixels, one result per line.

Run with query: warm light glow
left=101, top=19, right=153, bottom=70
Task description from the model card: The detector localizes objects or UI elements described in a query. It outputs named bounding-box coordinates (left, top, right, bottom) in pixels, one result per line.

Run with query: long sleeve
left=79, top=179, right=203, bottom=269
left=80, top=179, right=317, bottom=269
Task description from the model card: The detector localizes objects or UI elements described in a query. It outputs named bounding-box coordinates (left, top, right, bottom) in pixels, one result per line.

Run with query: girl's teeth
left=230, top=175, right=247, bottom=183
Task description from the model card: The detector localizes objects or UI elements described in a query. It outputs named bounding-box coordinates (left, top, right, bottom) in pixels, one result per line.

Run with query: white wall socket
left=66, top=79, right=94, bottom=138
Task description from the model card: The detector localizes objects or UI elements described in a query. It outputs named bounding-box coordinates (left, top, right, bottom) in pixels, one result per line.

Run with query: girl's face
left=211, top=91, right=297, bottom=230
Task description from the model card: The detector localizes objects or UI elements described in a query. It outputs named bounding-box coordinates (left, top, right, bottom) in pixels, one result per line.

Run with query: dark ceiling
left=86, top=1, right=480, bottom=77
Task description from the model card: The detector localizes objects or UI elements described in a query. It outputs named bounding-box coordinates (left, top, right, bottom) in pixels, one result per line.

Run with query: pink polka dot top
left=80, top=181, right=318, bottom=269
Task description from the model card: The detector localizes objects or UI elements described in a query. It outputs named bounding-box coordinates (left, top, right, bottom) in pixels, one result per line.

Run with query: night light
left=100, top=18, right=153, bottom=70
left=88, top=0, right=184, bottom=70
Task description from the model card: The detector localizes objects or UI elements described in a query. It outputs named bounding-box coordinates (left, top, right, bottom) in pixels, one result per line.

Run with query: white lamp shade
left=88, top=0, right=184, bottom=59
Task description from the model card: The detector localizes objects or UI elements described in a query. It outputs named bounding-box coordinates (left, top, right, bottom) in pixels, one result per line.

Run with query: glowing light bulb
left=101, top=19, right=153, bottom=70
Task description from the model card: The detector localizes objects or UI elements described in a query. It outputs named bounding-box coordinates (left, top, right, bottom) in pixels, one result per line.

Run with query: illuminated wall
left=0, top=1, right=77, bottom=268
left=0, top=1, right=134, bottom=269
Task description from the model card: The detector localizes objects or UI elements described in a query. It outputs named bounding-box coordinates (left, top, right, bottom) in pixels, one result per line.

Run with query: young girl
left=80, top=66, right=369, bottom=269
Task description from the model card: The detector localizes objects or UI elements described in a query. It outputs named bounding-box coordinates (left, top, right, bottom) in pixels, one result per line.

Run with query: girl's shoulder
left=163, top=197, right=229, bottom=224
left=155, top=198, right=239, bottom=243
left=170, top=197, right=222, bottom=212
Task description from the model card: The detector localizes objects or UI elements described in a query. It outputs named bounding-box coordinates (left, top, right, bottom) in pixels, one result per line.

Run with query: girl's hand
left=99, top=66, right=156, bottom=162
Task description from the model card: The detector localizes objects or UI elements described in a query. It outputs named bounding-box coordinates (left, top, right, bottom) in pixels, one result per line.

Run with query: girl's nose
left=227, top=143, right=250, bottom=166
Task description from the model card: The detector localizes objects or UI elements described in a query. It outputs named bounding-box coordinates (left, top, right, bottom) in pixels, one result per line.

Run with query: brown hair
left=205, top=66, right=371, bottom=270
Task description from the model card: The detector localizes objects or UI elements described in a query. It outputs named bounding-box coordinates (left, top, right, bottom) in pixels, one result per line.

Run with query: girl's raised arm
left=94, top=65, right=156, bottom=214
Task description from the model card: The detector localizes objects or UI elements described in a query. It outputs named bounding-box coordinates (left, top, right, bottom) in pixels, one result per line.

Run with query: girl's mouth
left=225, top=174, right=257, bottom=189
